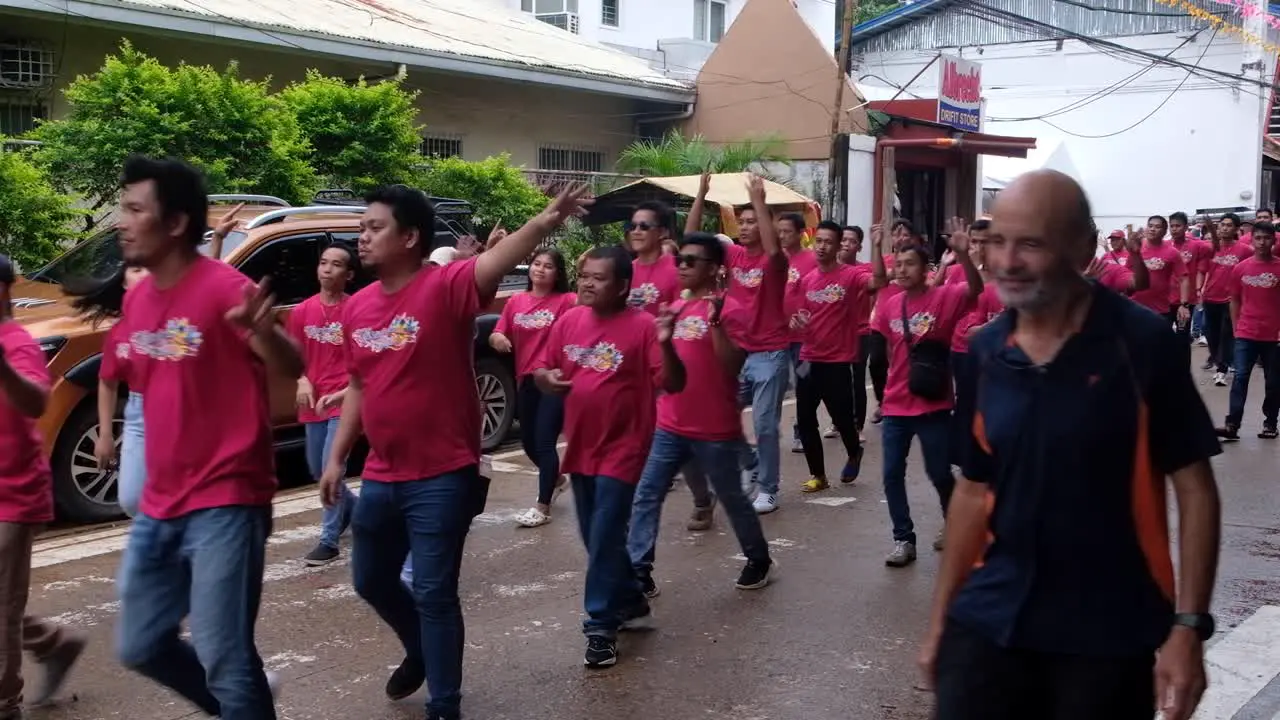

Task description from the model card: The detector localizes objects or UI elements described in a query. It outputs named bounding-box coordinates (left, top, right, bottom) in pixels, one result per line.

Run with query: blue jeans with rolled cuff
left=304, top=417, right=355, bottom=550
left=572, top=474, right=646, bottom=640
left=880, top=411, right=955, bottom=545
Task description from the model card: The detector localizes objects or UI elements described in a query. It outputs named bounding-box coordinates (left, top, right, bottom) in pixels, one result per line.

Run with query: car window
left=26, top=229, right=122, bottom=284
left=236, top=233, right=325, bottom=306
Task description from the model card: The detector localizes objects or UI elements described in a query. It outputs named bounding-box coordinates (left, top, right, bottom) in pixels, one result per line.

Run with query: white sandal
left=514, top=507, right=551, bottom=528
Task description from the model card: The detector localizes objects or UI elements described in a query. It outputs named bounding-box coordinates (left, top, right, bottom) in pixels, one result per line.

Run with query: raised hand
left=536, top=184, right=593, bottom=231
left=455, top=234, right=481, bottom=259
left=1126, top=229, right=1144, bottom=253
left=225, top=277, right=277, bottom=336
left=485, top=226, right=508, bottom=250
left=536, top=368, right=573, bottom=395
left=698, top=170, right=712, bottom=198
left=945, top=217, right=971, bottom=255
left=870, top=224, right=885, bottom=252
left=705, top=293, right=726, bottom=326
left=213, top=203, right=245, bottom=240
left=746, top=174, right=766, bottom=204
left=1084, top=257, right=1106, bottom=279
left=655, top=303, right=677, bottom=343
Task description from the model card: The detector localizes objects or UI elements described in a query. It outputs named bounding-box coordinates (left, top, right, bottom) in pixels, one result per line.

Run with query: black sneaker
left=1216, top=424, right=1240, bottom=442
left=1261, top=424, right=1278, bottom=439
left=385, top=657, right=425, bottom=700
left=839, top=445, right=864, bottom=484
left=735, top=559, right=774, bottom=590
left=619, top=603, right=654, bottom=632
left=426, top=713, right=460, bottom=720
left=639, top=574, right=661, bottom=599
left=583, top=636, right=617, bottom=668
left=303, top=543, right=340, bottom=566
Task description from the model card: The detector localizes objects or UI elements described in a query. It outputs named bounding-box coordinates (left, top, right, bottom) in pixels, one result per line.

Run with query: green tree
left=0, top=146, right=85, bottom=268
left=854, top=0, right=901, bottom=25
left=33, top=41, right=317, bottom=227
left=281, top=71, right=423, bottom=192
left=615, top=130, right=791, bottom=177
left=416, top=154, right=549, bottom=229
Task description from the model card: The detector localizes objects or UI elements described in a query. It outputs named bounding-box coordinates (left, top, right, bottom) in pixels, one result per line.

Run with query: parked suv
left=14, top=195, right=520, bottom=523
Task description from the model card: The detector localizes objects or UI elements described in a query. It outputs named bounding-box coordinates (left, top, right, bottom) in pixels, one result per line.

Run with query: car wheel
left=52, top=399, right=125, bottom=523
left=476, top=357, right=515, bottom=452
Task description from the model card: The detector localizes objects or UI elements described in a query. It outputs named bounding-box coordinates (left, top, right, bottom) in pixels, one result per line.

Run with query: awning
left=1264, top=135, right=1280, bottom=163
left=879, top=121, right=1037, bottom=159
left=583, top=173, right=818, bottom=229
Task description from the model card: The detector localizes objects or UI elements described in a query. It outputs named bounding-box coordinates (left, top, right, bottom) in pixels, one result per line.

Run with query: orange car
left=14, top=195, right=520, bottom=523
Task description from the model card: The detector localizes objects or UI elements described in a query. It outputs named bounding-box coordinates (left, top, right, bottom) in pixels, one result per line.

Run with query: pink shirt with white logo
left=725, top=244, right=790, bottom=352
left=494, top=290, right=578, bottom=381
left=873, top=284, right=972, bottom=417
left=1129, top=243, right=1186, bottom=314
left=951, top=284, right=1004, bottom=353
left=288, top=293, right=349, bottom=423
left=1202, top=242, right=1255, bottom=304
left=1097, top=262, right=1134, bottom=294
left=1168, top=238, right=1211, bottom=304
left=541, top=306, right=663, bottom=483
left=121, top=257, right=275, bottom=519
left=629, top=254, right=680, bottom=316
left=784, top=250, right=818, bottom=344
left=1229, top=255, right=1280, bottom=341
left=0, top=321, right=53, bottom=524
left=657, top=297, right=747, bottom=442
left=344, top=258, right=491, bottom=482
left=797, top=263, right=874, bottom=363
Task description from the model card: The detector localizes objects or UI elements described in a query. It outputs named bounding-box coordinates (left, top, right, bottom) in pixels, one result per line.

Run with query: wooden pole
left=825, top=0, right=860, bottom=221
left=879, top=145, right=896, bottom=237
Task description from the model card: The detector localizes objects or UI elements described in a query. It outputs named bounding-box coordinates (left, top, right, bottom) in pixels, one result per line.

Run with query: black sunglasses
left=676, top=254, right=712, bottom=268
left=624, top=221, right=658, bottom=233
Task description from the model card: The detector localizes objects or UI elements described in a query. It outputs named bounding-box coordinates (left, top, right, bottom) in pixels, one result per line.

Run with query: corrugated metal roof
left=104, top=0, right=691, bottom=92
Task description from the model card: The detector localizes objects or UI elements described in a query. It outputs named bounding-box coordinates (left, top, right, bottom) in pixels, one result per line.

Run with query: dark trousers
left=853, top=334, right=873, bottom=430
left=795, top=361, right=861, bottom=479
left=517, top=377, right=565, bottom=505
left=1227, top=339, right=1280, bottom=427
left=1163, top=308, right=1192, bottom=366
left=949, top=352, right=972, bottom=467
left=1202, top=301, right=1233, bottom=372
left=934, top=621, right=1155, bottom=720
left=867, top=331, right=888, bottom=405
left=571, top=474, right=645, bottom=640
left=881, top=412, right=954, bottom=545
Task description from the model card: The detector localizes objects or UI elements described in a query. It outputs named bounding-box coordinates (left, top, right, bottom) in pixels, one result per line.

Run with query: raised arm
left=684, top=172, right=711, bottom=236
left=475, top=186, right=592, bottom=298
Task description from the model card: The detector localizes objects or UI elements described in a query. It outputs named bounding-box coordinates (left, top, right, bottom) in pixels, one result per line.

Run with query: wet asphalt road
left=20, top=345, right=1280, bottom=720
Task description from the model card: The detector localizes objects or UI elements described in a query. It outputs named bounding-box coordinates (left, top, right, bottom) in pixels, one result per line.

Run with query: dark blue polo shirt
left=948, top=282, right=1221, bottom=658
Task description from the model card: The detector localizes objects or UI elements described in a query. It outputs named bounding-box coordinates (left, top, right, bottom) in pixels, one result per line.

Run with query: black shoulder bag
left=901, top=291, right=952, bottom=401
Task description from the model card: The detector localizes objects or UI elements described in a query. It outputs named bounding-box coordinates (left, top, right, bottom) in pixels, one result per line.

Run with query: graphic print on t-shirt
left=889, top=312, right=937, bottom=337
left=733, top=267, right=763, bottom=288
left=673, top=315, right=709, bottom=341
left=352, top=313, right=420, bottom=353
left=131, top=318, right=204, bottom=361
left=115, top=341, right=131, bottom=360
left=627, top=283, right=662, bottom=309
left=805, top=283, right=846, bottom=304
left=787, top=266, right=802, bottom=284
left=565, top=342, right=624, bottom=372
left=304, top=321, right=344, bottom=346
left=1144, top=257, right=1168, bottom=271
left=514, top=308, right=558, bottom=329
left=1242, top=271, right=1279, bottom=289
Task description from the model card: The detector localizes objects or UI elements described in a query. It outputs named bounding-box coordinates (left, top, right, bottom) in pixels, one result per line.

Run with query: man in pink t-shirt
left=317, top=183, right=588, bottom=714
left=0, top=255, right=88, bottom=714
left=1217, top=221, right=1280, bottom=441
left=778, top=212, right=818, bottom=453
left=626, top=200, right=681, bottom=315
left=1199, top=214, right=1250, bottom=384
left=1168, top=211, right=1210, bottom=347
left=112, top=157, right=303, bottom=718
left=535, top=245, right=686, bottom=669
left=1131, top=215, right=1191, bottom=332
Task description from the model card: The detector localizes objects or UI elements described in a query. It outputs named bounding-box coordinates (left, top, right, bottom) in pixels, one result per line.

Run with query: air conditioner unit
left=536, top=12, right=581, bottom=34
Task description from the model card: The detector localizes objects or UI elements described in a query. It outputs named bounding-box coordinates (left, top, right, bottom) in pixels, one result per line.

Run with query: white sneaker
left=267, top=670, right=283, bottom=700
left=822, top=425, right=838, bottom=438
left=885, top=540, right=917, bottom=568
left=790, top=436, right=803, bottom=453
left=1196, top=336, right=1208, bottom=347
left=740, top=467, right=759, bottom=500
left=752, top=492, right=779, bottom=514
left=1213, top=372, right=1227, bottom=387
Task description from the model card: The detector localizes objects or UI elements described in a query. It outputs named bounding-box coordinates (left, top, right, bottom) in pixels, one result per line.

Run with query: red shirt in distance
left=288, top=293, right=349, bottom=423
left=0, top=321, right=54, bottom=524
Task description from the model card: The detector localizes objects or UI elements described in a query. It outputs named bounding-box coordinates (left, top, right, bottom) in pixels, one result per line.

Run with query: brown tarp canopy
left=583, top=173, right=819, bottom=235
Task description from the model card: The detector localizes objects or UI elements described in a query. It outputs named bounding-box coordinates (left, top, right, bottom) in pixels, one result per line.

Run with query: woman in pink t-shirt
left=492, top=249, right=577, bottom=528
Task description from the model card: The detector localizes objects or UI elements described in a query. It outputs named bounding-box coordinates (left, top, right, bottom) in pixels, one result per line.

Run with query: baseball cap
left=0, top=254, right=13, bottom=285
left=1108, top=230, right=1125, bottom=240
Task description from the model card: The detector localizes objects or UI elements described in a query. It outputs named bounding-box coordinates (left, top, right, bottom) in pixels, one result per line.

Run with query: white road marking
left=805, top=496, right=857, bottom=507
left=1194, top=605, right=1280, bottom=719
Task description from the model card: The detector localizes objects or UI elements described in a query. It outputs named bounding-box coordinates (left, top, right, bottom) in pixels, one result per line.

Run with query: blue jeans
left=1227, top=339, right=1280, bottom=427
left=571, top=474, right=645, bottom=640
left=737, top=349, right=790, bottom=495
left=118, top=392, right=146, bottom=518
left=116, top=507, right=275, bottom=719
left=628, top=430, right=770, bottom=578
left=352, top=472, right=481, bottom=717
left=517, top=377, right=565, bottom=505
left=1191, top=304, right=1205, bottom=337
left=305, top=418, right=355, bottom=549
left=881, top=412, right=955, bottom=545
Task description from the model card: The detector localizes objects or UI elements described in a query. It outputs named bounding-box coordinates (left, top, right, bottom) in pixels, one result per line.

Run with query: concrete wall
left=855, top=33, right=1271, bottom=228
left=2, top=13, right=640, bottom=168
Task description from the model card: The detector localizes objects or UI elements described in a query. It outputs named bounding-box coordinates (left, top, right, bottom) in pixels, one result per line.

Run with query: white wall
left=856, top=33, right=1271, bottom=228
left=847, top=134, right=876, bottom=257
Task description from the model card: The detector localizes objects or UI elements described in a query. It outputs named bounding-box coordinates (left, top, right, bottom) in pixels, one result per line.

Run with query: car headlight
left=37, top=336, right=66, bottom=363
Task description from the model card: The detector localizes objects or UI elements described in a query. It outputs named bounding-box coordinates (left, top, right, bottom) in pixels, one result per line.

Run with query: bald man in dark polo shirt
left=919, top=170, right=1223, bottom=720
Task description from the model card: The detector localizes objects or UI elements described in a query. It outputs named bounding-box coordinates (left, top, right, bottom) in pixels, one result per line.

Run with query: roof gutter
left=3, top=0, right=696, bottom=105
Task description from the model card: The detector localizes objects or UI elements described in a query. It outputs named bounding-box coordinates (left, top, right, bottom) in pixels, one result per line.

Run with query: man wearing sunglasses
left=625, top=202, right=681, bottom=315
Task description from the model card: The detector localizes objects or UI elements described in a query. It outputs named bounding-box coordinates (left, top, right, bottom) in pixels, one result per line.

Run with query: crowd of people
left=0, top=157, right=1249, bottom=719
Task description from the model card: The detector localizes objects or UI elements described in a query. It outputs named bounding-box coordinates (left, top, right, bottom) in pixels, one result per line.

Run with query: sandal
left=514, top=507, right=551, bottom=528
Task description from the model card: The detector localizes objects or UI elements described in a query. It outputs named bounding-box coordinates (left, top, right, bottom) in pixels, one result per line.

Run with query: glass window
left=236, top=233, right=325, bottom=306
left=694, top=0, right=707, bottom=40
left=710, top=0, right=726, bottom=42
left=602, top=0, right=619, bottom=26
left=328, top=232, right=376, bottom=293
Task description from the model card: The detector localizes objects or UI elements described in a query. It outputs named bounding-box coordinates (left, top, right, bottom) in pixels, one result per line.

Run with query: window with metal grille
left=0, top=43, right=55, bottom=89
left=0, top=97, right=47, bottom=136
left=601, top=0, right=619, bottom=27
left=421, top=135, right=463, bottom=159
left=538, top=145, right=604, bottom=173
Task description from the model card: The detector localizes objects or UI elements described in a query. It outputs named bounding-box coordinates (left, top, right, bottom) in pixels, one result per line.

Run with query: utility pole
left=825, top=0, right=859, bottom=221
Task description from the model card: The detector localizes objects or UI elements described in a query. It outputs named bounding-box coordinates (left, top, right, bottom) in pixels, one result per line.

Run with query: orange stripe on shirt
left=1131, top=400, right=1176, bottom=602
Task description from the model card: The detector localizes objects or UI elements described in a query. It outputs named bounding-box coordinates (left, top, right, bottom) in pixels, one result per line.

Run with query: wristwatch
left=1173, top=612, right=1216, bottom=641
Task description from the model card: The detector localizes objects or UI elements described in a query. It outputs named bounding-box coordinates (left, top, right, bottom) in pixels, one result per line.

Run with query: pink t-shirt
left=99, top=321, right=135, bottom=388
left=933, top=263, right=964, bottom=286
left=1202, top=242, right=1254, bottom=304
left=1168, top=238, right=1211, bottom=304
left=1129, top=243, right=1186, bottom=314
left=798, top=263, right=873, bottom=363
left=0, top=321, right=53, bottom=524
left=1229, top=256, right=1280, bottom=341
left=1097, top=262, right=1134, bottom=294
left=725, top=244, right=789, bottom=352
left=122, top=257, right=275, bottom=519
left=657, top=297, right=747, bottom=442
left=542, top=306, right=662, bottom=483
left=1101, top=250, right=1127, bottom=266
left=494, top=290, right=577, bottom=381
left=287, top=294, right=349, bottom=423
left=344, top=259, right=491, bottom=482
left=873, top=284, right=971, bottom=417
left=951, top=284, right=1004, bottom=353
left=628, top=254, right=680, bottom=316
left=784, top=250, right=818, bottom=344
